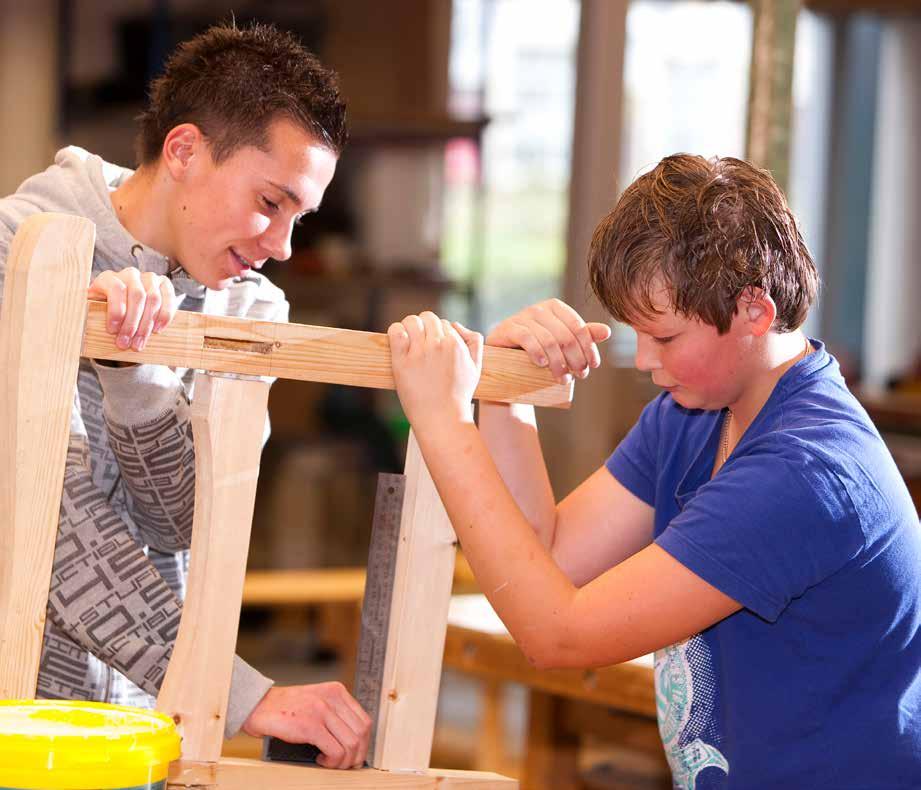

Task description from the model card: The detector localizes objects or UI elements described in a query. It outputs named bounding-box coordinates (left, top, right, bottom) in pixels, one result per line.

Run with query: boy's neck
left=727, top=331, right=812, bottom=435
left=110, top=165, right=177, bottom=264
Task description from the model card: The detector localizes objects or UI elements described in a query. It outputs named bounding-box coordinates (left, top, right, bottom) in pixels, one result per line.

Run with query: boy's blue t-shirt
left=606, top=340, right=921, bottom=789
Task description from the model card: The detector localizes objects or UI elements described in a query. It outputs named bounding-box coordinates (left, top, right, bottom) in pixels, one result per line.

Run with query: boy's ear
left=162, top=124, right=205, bottom=180
left=739, top=287, right=776, bottom=337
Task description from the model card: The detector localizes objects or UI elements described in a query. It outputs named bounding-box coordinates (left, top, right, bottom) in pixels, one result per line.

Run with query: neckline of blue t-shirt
left=672, top=337, right=833, bottom=505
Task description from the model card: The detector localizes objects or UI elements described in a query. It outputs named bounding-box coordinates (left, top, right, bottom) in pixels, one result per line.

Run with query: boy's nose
left=261, top=222, right=293, bottom=262
left=634, top=336, right=661, bottom=372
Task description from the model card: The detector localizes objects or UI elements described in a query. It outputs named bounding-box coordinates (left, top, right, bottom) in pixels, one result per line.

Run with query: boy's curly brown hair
left=588, top=154, right=818, bottom=334
left=135, top=21, right=347, bottom=166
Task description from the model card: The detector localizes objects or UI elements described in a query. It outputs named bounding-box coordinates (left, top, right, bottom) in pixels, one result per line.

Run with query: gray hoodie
left=0, top=147, right=286, bottom=736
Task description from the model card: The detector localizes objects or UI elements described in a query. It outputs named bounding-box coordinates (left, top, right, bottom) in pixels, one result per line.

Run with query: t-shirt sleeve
left=605, top=394, right=666, bottom=508
left=655, top=442, right=865, bottom=622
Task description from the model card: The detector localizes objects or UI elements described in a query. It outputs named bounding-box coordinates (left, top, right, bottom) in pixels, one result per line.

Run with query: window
left=443, top=0, right=581, bottom=331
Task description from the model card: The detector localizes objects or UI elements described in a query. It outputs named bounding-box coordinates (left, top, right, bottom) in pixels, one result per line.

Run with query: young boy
left=0, top=23, right=369, bottom=769
left=388, top=154, right=921, bottom=788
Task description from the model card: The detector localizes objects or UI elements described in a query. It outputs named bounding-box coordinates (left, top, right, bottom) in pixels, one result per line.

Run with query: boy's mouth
left=231, top=248, right=258, bottom=272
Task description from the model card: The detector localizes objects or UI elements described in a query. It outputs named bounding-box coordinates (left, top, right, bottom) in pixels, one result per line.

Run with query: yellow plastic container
left=0, top=700, right=180, bottom=790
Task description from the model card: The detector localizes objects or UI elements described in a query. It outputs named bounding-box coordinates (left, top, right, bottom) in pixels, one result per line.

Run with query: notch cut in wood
left=202, top=336, right=277, bottom=354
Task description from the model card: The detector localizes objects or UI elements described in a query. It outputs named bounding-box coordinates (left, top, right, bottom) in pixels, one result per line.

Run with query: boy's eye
left=261, top=196, right=280, bottom=212
left=653, top=335, right=676, bottom=345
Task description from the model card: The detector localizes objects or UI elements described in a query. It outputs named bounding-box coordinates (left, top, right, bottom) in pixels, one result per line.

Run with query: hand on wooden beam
left=87, top=267, right=178, bottom=354
left=388, top=312, right=483, bottom=433
left=484, top=298, right=611, bottom=385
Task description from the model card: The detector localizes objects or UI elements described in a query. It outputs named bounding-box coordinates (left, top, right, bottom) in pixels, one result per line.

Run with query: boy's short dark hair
left=588, top=154, right=818, bottom=334
left=136, top=22, right=348, bottom=166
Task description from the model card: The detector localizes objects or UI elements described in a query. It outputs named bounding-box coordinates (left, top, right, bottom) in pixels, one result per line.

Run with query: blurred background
left=3, top=0, right=919, bottom=786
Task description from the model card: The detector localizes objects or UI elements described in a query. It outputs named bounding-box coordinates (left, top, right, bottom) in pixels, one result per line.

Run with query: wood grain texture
left=82, top=300, right=573, bottom=408
left=0, top=213, right=95, bottom=698
left=371, top=431, right=458, bottom=771
left=168, top=758, right=516, bottom=788
left=156, top=373, right=270, bottom=762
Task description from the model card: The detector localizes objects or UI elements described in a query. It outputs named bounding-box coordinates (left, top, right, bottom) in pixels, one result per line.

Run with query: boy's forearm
left=413, top=419, right=575, bottom=666
left=477, top=401, right=558, bottom=549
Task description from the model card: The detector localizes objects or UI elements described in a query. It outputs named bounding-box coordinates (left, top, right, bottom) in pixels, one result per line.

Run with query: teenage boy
left=388, top=154, right=921, bottom=788
left=0, top=23, right=369, bottom=769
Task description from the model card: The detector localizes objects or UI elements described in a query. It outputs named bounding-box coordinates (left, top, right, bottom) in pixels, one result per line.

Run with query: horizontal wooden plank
left=82, top=301, right=573, bottom=408
left=242, top=568, right=366, bottom=606
left=168, top=757, right=516, bottom=788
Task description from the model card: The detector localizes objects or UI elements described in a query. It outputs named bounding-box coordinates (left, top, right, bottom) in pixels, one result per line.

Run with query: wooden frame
left=0, top=214, right=575, bottom=787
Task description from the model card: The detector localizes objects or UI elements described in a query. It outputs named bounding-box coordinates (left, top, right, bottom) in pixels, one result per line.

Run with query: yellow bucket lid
left=0, top=700, right=181, bottom=789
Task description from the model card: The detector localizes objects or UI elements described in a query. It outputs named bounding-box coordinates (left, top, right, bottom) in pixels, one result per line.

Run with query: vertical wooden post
left=746, top=0, right=800, bottom=191
left=0, top=214, right=95, bottom=698
left=157, top=373, right=270, bottom=762
left=372, top=430, right=458, bottom=770
left=521, top=692, right=580, bottom=790
left=475, top=680, right=507, bottom=774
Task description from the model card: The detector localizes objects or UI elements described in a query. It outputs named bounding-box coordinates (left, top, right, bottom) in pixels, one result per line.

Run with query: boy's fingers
left=520, top=318, right=571, bottom=380
left=88, top=271, right=129, bottom=335
left=310, top=725, right=345, bottom=770
left=588, top=322, right=612, bottom=343
left=451, top=321, right=481, bottom=365
left=583, top=322, right=612, bottom=369
left=470, top=329, right=484, bottom=369
left=387, top=322, right=410, bottom=353
left=400, top=314, right=425, bottom=342
left=155, top=278, right=177, bottom=332
left=401, top=314, right=424, bottom=332
left=133, top=273, right=162, bottom=351
left=322, top=712, right=361, bottom=769
left=420, top=311, right=444, bottom=340
left=102, top=282, right=128, bottom=334
left=501, top=321, right=550, bottom=368
left=117, top=270, right=146, bottom=349
left=546, top=302, right=596, bottom=374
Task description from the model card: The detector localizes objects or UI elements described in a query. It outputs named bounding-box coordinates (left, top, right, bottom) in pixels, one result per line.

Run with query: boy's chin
left=194, top=268, right=235, bottom=291
left=210, top=276, right=236, bottom=291
left=668, top=390, right=703, bottom=410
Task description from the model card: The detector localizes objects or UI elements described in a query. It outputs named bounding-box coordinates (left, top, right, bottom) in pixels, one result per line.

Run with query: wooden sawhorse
left=0, top=214, right=572, bottom=788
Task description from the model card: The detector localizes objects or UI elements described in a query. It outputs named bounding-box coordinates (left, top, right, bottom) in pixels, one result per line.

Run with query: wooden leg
left=521, top=691, right=580, bottom=790
left=0, top=214, right=95, bottom=698
left=157, top=373, right=270, bottom=762
left=372, top=430, right=458, bottom=770
left=475, top=679, right=507, bottom=774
